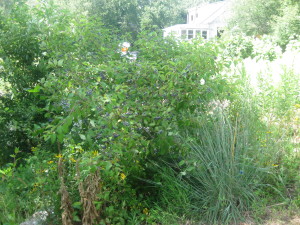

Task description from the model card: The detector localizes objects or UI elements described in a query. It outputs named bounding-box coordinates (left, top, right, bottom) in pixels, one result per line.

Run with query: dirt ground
left=241, top=207, right=300, bottom=225
left=181, top=207, right=300, bottom=225
left=242, top=217, right=300, bottom=225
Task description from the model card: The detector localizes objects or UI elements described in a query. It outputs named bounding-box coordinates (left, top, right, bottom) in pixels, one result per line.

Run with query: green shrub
left=1, top=1, right=225, bottom=223
left=0, top=147, right=60, bottom=224
left=1, top=1, right=299, bottom=224
left=272, top=4, right=300, bottom=50
left=219, top=33, right=254, bottom=62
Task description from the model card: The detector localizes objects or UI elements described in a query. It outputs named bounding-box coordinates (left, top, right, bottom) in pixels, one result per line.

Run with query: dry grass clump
left=76, top=162, right=102, bottom=225
left=58, top=157, right=74, bottom=225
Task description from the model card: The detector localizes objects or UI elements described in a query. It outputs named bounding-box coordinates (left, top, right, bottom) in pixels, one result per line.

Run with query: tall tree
left=0, top=0, right=21, bottom=13
left=140, top=0, right=186, bottom=30
left=228, top=0, right=300, bottom=49
left=88, top=0, right=141, bottom=39
left=272, top=1, right=300, bottom=49
left=228, top=0, right=282, bottom=35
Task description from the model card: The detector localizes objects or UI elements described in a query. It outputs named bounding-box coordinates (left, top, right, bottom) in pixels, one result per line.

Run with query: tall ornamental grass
left=155, top=111, right=269, bottom=224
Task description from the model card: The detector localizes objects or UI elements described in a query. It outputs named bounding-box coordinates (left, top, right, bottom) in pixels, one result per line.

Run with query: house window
left=181, top=30, right=187, bottom=39
left=191, top=15, right=194, bottom=21
left=188, top=30, right=194, bottom=39
left=202, top=30, right=208, bottom=39
left=196, top=30, right=201, bottom=37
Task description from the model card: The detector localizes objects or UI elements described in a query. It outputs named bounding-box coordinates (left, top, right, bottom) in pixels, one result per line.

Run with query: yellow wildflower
left=47, top=160, right=54, bottom=164
left=76, top=147, right=84, bottom=153
left=30, top=188, right=37, bottom=193
left=92, top=151, right=99, bottom=156
left=55, top=154, right=63, bottom=158
left=143, top=208, right=149, bottom=215
left=70, top=157, right=76, bottom=163
left=120, top=173, right=126, bottom=180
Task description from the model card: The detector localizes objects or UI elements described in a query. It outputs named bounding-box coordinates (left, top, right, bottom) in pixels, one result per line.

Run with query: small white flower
left=200, top=78, right=205, bottom=85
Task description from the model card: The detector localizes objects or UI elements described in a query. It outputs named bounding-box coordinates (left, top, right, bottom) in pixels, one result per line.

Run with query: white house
left=163, top=0, right=231, bottom=40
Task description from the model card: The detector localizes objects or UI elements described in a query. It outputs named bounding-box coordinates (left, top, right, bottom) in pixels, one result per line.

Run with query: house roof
left=188, top=0, right=230, bottom=25
left=163, top=23, right=209, bottom=31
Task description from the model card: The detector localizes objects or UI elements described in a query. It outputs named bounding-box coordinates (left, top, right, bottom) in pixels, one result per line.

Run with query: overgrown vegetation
left=229, top=0, right=300, bottom=50
left=0, top=0, right=299, bottom=224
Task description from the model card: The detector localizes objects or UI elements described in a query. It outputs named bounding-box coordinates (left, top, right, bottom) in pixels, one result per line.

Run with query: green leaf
left=79, top=134, right=86, bottom=140
left=57, top=133, right=64, bottom=143
left=105, top=161, right=112, bottom=170
left=72, top=201, right=82, bottom=209
left=62, top=116, right=73, bottom=133
left=56, top=126, right=64, bottom=142
left=179, top=160, right=185, bottom=166
left=14, top=147, right=20, bottom=154
left=186, top=166, right=195, bottom=172
left=90, top=120, right=95, bottom=127
left=51, top=134, right=57, bottom=144
left=73, top=215, right=81, bottom=222
left=180, top=171, right=186, bottom=176
left=27, top=85, right=41, bottom=93
left=57, top=59, right=64, bottom=67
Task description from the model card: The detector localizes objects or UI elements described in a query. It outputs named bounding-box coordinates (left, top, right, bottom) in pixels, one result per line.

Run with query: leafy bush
left=1, top=1, right=299, bottom=224
left=219, top=33, right=254, bottom=61
left=0, top=1, right=48, bottom=164
left=251, top=36, right=282, bottom=61
left=0, top=1, right=225, bottom=223
left=219, top=33, right=282, bottom=64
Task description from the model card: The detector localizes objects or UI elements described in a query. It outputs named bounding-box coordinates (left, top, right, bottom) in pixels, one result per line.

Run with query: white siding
left=164, top=1, right=231, bottom=40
